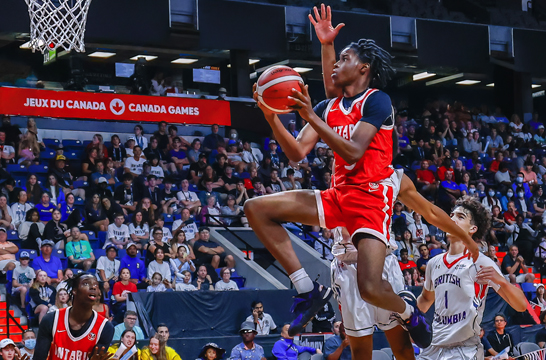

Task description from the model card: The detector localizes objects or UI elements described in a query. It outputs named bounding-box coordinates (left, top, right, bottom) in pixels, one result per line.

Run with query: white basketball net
left=24, top=0, right=92, bottom=53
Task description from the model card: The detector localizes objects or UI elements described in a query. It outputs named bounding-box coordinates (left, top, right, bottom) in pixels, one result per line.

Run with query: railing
left=4, top=290, right=26, bottom=338
left=288, top=222, right=332, bottom=261
left=205, top=213, right=293, bottom=289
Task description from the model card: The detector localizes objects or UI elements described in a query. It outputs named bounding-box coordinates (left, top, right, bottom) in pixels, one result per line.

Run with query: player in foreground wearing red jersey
left=35, top=273, right=114, bottom=360
left=246, top=5, right=454, bottom=347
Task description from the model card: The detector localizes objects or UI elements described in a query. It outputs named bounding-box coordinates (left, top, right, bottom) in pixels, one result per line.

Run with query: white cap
left=98, top=177, right=108, bottom=184
left=0, top=339, right=15, bottom=349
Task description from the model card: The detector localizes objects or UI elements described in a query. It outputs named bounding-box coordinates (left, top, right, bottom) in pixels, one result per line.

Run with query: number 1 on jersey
left=444, top=291, right=448, bottom=309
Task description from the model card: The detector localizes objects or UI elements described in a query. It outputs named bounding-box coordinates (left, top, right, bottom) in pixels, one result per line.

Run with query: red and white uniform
left=419, top=252, right=501, bottom=360
left=48, top=307, right=108, bottom=360
left=315, top=88, right=396, bottom=243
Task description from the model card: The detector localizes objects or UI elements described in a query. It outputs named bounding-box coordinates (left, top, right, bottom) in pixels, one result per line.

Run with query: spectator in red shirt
left=503, top=201, right=518, bottom=225
left=489, top=151, right=503, bottom=173
left=436, top=157, right=453, bottom=181
left=112, top=267, right=137, bottom=324
left=416, top=160, right=437, bottom=197
left=398, top=249, right=417, bottom=271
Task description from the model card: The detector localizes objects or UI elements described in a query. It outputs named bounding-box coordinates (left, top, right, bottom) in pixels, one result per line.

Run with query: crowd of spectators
left=3, top=98, right=546, bottom=355
left=392, top=103, right=546, bottom=287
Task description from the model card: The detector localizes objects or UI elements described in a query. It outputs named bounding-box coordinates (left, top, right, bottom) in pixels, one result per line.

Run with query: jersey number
left=444, top=291, right=448, bottom=309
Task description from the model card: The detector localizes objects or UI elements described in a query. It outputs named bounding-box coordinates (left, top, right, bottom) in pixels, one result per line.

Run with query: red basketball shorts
left=314, top=170, right=402, bottom=245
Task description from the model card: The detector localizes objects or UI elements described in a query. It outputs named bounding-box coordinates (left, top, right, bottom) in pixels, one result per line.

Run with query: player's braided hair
left=454, top=196, right=491, bottom=241
left=66, top=271, right=91, bottom=301
left=348, top=39, right=395, bottom=89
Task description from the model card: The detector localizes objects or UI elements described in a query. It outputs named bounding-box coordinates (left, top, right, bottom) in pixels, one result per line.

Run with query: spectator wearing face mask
left=512, top=172, right=533, bottom=199
left=482, top=187, right=501, bottom=212
left=501, top=189, right=516, bottom=212
left=20, top=329, right=36, bottom=359
left=514, top=186, right=534, bottom=218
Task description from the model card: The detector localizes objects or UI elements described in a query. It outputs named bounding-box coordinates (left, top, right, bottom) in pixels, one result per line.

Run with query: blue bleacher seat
left=430, top=248, right=444, bottom=257
left=83, top=230, right=97, bottom=240
left=40, top=149, right=56, bottom=160
left=521, top=282, right=536, bottom=296
left=7, top=230, right=18, bottom=240
left=65, top=152, right=79, bottom=160
left=94, top=249, right=106, bottom=259
left=52, top=249, right=66, bottom=259
left=74, top=197, right=85, bottom=206
left=98, top=231, right=107, bottom=248
left=73, top=180, right=88, bottom=188
left=118, top=249, right=127, bottom=259
left=164, top=214, right=174, bottom=223
left=43, top=138, right=60, bottom=148
left=7, top=164, right=27, bottom=175
left=62, top=139, right=83, bottom=149
left=28, top=164, right=49, bottom=174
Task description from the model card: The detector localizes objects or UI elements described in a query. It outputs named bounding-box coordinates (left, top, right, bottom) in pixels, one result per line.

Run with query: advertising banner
left=0, top=87, right=231, bottom=125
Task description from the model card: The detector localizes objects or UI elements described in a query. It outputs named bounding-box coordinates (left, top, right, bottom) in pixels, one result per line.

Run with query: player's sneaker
left=288, top=282, right=332, bottom=336
left=395, top=290, right=432, bottom=348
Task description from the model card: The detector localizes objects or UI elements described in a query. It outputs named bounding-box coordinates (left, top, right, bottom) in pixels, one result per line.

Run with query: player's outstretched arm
left=309, top=4, right=344, bottom=99
left=253, top=84, right=319, bottom=162
left=289, top=85, right=379, bottom=165
left=417, top=288, right=435, bottom=313
left=397, top=174, right=480, bottom=262
left=476, top=266, right=527, bottom=312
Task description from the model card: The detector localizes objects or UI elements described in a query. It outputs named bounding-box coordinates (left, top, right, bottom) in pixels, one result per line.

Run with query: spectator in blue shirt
left=416, top=244, right=431, bottom=276
left=32, top=240, right=63, bottom=285
left=202, top=124, right=224, bottom=153
left=229, top=322, right=266, bottom=360
left=323, top=321, right=351, bottom=360
left=170, top=137, right=189, bottom=171
left=512, top=172, right=533, bottom=199
left=119, top=243, right=148, bottom=289
left=272, top=324, right=321, bottom=360
left=514, top=186, right=534, bottom=218
left=438, top=170, right=460, bottom=210
left=34, top=193, right=57, bottom=223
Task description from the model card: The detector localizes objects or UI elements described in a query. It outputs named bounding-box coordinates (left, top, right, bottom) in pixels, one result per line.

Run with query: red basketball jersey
left=48, top=307, right=108, bottom=360
left=323, top=88, right=394, bottom=186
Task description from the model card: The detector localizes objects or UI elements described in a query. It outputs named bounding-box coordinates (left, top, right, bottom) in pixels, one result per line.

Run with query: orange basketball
left=256, top=65, right=303, bottom=114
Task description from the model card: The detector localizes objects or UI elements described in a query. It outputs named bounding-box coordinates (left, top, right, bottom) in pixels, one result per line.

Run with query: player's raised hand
left=89, top=347, right=114, bottom=360
left=288, top=84, right=315, bottom=121
left=309, top=4, right=345, bottom=45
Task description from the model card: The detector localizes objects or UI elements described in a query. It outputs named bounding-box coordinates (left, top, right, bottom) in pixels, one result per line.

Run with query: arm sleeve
left=360, top=91, right=393, bottom=130
left=313, top=100, right=331, bottom=121
left=34, top=312, right=55, bottom=360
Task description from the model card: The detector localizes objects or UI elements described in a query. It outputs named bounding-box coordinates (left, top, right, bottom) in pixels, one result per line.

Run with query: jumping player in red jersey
left=35, top=273, right=114, bottom=360
left=246, top=4, right=454, bottom=346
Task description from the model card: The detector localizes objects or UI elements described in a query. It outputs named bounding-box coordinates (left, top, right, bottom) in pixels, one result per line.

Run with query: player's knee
left=243, top=198, right=262, bottom=218
left=358, top=282, right=380, bottom=304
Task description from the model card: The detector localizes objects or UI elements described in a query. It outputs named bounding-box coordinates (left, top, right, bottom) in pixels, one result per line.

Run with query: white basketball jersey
left=424, top=252, right=501, bottom=346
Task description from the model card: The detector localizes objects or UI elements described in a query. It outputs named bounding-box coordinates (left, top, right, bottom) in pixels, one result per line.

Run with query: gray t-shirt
left=12, top=264, right=35, bottom=288
left=214, top=280, right=239, bottom=291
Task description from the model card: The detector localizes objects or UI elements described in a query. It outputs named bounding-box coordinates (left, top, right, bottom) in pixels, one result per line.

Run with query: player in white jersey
left=331, top=171, right=482, bottom=359
left=417, top=197, right=527, bottom=360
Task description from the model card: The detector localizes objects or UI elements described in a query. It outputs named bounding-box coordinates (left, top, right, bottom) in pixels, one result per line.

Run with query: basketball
left=256, top=65, right=304, bottom=114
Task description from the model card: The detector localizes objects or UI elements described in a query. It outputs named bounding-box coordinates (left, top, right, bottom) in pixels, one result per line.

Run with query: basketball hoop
left=24, top=0, right=92, bottom=53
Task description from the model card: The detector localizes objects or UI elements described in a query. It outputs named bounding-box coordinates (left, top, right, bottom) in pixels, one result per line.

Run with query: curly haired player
left=416, top=197, right=527, bottom=360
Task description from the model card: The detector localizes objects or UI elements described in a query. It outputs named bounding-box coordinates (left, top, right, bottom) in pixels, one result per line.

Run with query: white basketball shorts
left=331, top=253, right=405, bottom=337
